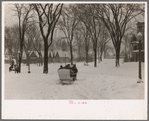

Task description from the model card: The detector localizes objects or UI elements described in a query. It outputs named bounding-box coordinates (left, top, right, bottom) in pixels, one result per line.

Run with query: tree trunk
left=40, top=52, right=43, bottom=66
left=18, top=42, right=23, bottom=73
left=86, top=47, right=88, bottom=64
left=100, top=46, right=103, bottom=62
left=85, top=39, right=88, bottom=64
left=100, top=51, right=103, bottom=62
left=94, top=47, right=97, bottom=67
left=115, top=49, right=120, bottom=67
left=41, top=58, right=42, bottom=66
left=39, top=58, right=40, bottom=67
left=124, top=41, right=127, bottom=62
left=70, top=41, right=73, bottom=65
left=78, top=43, right=81, bottom=60
left=38, top=52, right=42, bottom=67
left=27, top=54, right=29, bottom=66
left=98, top=46, right=100, bottom=63
left=104, top=45, right=106, bottom=59
left=43, top=43, right=48, bottom=73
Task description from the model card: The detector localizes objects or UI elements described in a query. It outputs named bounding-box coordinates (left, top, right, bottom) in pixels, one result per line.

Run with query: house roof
left=40, top=51, right=44, bottom=57
left=49, top=51, right=54, bottom=58
left=21, top=50, right=70, bottom=59
left=29, top=51, right=44, bottom=58
left=30, top=51, right=38, bottom=58
left=49, top=51, right=69, bottom=58
left=57, top=51, right=69, bottom=57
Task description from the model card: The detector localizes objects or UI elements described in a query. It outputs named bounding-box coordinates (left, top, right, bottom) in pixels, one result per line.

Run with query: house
left=49, top=51, right=70, bottom=63
left=4, top=49, right=26, bottom=64
left=28, top=51, right=40, bottom=64
left=39, top=51, right=44, bottom=59
left=21, top=51, right=40, bottom=64
left=6, top=50, right=70, bottom=64
left=48, top=51, right=54, bottom=62
left=131, top=22, right=144, bottom=62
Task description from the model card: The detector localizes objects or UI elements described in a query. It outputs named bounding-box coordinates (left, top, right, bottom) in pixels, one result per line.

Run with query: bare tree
left=122, top=25, right=137, bottom=62
left=75, top=22, right=91, bottom=64
left=24, top=25, right=40, bottom=66
left=33, top=3, right=63, bottom=73
left=74, top=31, right=84, bottom=60
left=5, top=25, right=20, bottom=60
left=33, top=36, right=44, bottom=66
left=104, top=44, right=115, bottom=59
left=98, top=26, right=110, bottom=62
left=34, top=40, right=43, bottom=66
left=94, top=3, right=144, bottom=67
left=76, top=4, right=102, bottom=67
left=58, top=4, right=79, bottom=65
left=14, top=3, right=34, bottom=72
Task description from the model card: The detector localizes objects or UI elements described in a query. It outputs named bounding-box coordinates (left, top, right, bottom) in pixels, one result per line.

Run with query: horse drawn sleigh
left=58, top=64, right=78, bottom=82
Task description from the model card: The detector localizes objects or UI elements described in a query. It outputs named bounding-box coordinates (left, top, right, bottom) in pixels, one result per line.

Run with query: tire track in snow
left=73, top=84, right=88, bottom=99
left=74, top=81, right=101, bottom=99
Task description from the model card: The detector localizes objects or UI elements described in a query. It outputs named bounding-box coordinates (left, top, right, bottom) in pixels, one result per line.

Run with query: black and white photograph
left=2, top=1, right=148, bottom=119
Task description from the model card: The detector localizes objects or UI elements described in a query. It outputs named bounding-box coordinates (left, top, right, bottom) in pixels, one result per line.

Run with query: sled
left=58, top=69, right=76, bottom=81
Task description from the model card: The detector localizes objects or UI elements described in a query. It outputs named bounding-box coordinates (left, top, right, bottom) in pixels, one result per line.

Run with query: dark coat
left=72, top=65, right=78, bottom=73
left=64, top=64, right=71, bottom=69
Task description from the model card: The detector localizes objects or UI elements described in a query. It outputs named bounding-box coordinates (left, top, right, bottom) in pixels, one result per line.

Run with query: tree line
left=5, top=3, right=144, bottom=73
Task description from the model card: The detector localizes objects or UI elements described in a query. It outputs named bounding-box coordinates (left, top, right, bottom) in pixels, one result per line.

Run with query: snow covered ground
left=4, top=59, right=145, bottom=100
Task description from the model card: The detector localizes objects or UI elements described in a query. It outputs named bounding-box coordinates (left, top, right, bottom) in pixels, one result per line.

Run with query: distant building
left=48, top=51, right=54, bottom=62
left=4, top=50, right=71, bottom=64
left=29, top=51, right=39, bottom=63
left=49, top=51, right=70, bottom=63
left=131, top=22, right=144, bottom=62
left=21, top=51, right=41, bottom=64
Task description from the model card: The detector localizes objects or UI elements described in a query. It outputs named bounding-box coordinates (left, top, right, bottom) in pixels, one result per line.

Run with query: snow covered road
left=4, top=59, right=145, bottom=99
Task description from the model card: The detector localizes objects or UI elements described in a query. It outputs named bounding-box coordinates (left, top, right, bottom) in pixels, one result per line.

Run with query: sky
left=3, top=3, right=19, bottom=27
left=3, top=3, right=145, bottom=28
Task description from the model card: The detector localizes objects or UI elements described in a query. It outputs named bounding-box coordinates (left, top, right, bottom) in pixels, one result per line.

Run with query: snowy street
left=4, top=59, right=145, bottom=100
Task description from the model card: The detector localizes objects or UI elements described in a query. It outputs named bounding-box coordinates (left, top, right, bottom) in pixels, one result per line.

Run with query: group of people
left=59, top=64, right=78, bottom=80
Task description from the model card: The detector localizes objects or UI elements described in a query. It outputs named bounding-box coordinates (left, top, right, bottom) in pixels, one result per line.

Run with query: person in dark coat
left=72, top=64, right=78, bottom=73
left=15, top=64, right=19, bottom=73
left=64, top=64, right=71, bottom=69
left=71, top=64, right=78, bottom=81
